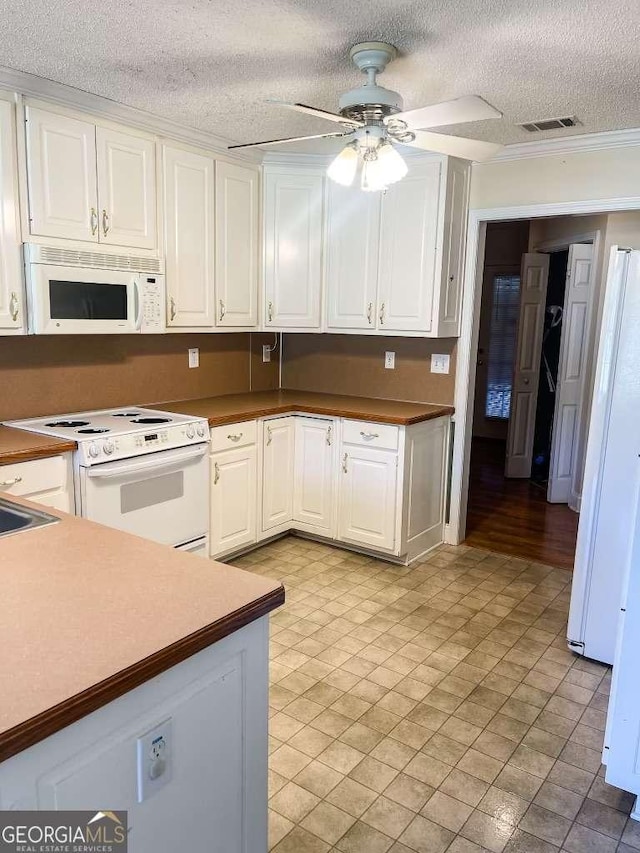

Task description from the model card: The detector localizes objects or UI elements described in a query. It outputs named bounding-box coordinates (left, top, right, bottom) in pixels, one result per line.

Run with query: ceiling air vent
left=519, top=116, right=581, bottom=133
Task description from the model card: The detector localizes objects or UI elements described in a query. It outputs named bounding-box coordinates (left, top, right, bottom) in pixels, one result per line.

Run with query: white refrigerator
left=567, top=248, right=640, bottom=665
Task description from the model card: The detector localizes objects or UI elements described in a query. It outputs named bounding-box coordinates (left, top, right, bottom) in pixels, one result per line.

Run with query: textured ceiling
left=1, top=0, right=639, bottom=153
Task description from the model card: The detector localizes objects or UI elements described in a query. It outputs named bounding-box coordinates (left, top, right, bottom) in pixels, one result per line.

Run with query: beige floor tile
left=311, top=708, right=353, bottom=737
left=359, top=706, right=403, bottom=735
left=271, top=743, right=313, bottom=779
left=349, top=756, right=399, bottom=793
left=575, top=797, right=628, bottom=839
left=399, top=814, right=456, bottom=853
left=533, top=780, right=583, bottom=820
left=440, top=716, right=484, bottom=746
left=440, top=767, right=490, bottom=807
left=519, top=803, right=572, bottom=846
left=384, top=773, right=435, bottom=812
left=301, top=800, right=356, bottom=844
left=546, top=759, right=594, bottom=794
left=473, top=730, right=517, bottom=763
left=271, top=825, right=331, bottom=853
left=404, top=752, right=451, bottom=787
left=457, top=748, right=505, bottom=784
left=326, top=777, right=379, bottom=817
left=420, top=790, right=473, bottom=832
left=317, top=741, right=365, bottom=774
left=493, top=764, right=543, bottom=801
left=460, top=809, right=514, bottom=853
left=563, top=822, right=617, bottom=853
left=362, top=796, right=416, bottom=838
left=335, top=819, right=394, bottom=853
left=421, top=731, right=468, bottom=766
left=270, top=781, right=321, bottom=822
left=508, top=744, right=555, bottom=779
left=477, top=786, right=529, bottom=825
left=294, top=760, right=344, bottom=797
left=288, top=726, right=334, bottom=758
left=269, top=810, right=295, bottom=850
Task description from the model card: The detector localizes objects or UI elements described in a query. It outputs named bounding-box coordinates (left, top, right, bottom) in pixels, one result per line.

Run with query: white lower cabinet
left=0, top=453, right=74, bottom=513
left=293, top=417, right=336, bottom=535
left=261, top=417, right=295, bottom=533
left=208, top=415, right=449, bottom=564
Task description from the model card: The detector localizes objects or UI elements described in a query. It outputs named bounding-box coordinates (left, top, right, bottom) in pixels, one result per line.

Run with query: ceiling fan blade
left=390, top=96, right=502, bottom=130
left=401, top=131, right=502, bottom=162
left=228, top=131, right=349, bottom=150
left=266, top=100, right=363, bottom=128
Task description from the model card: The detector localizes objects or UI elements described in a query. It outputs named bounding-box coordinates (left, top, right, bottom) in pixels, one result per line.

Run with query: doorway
left=464, top=219, right=596, bottom=569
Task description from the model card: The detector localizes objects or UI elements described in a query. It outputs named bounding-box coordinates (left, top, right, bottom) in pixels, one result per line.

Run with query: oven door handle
left=85, top=445, right=208, bottom=479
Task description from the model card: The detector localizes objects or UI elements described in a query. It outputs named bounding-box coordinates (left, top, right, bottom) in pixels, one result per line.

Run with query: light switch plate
left=385, top=351, right=395, bottom=370
left=431, top=353, right=450, bottom=374
left=137, top=718, right=172, bottom=803
left=188, top=348, right=199, bottom=369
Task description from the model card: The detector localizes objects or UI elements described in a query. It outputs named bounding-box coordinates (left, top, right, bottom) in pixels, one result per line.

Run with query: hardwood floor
left=464, top=437, right=579, bottom=569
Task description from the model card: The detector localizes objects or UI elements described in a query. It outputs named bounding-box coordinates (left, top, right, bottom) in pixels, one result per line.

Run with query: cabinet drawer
left=341, top=420, right=399, bottom=451
left=0, top=454, right=70, bottom=496
left=209, top=420, right=257, bottom=453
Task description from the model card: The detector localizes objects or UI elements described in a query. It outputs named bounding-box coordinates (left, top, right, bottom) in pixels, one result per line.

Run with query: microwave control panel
left=140, top=275, right=166, bottom=333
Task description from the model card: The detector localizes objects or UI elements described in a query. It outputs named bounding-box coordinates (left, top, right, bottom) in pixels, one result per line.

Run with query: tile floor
left=232, top=536, right=639, bottom=853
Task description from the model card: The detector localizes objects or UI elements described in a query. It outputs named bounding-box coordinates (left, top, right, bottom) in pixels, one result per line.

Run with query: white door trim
left=446, top=195, right=640, bottom=546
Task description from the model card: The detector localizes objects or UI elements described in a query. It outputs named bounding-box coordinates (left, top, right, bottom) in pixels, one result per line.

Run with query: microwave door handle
left=134, top=278, right=143, bottom=331
left=86, top=445, right=208, bottom=479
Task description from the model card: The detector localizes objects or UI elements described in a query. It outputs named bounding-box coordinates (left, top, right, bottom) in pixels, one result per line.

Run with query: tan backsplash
left=0, top=332, right=279, bottom=421
left=281, top=334, right=457, bottom=405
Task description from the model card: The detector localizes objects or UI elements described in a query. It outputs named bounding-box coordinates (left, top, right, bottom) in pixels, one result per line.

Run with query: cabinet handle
left=214, top=461, right=220, bottom=485
left=169, top=297, right=176, bottom=321
left=227, top=432, right=243, bottom=442
left=0, top=476, right=22, bottom=486
left=342, top=452, right=348, bottom=473
left=367, top=302, right=373, bottom=325
left=379, top=303, right=385, bottom=325
left=266, top=425, right=273, bottom=446
left=326, top=425, right=332, bottom=446
left=360, top=431, right=379, bottom=440
left=102, top=209, right=110, bottom=236
left=449, top=275, right=454, bottom=283
left=9, top=291, right=19, bottom=322
left=90, top=207, right=98, bottom=236
left=219, top=299, right=225, bottom=321
left=267, top=301, right=274, bottom=323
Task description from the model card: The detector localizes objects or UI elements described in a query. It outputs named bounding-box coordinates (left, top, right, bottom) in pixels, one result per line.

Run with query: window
left=485, top=274, right=520, bottom=419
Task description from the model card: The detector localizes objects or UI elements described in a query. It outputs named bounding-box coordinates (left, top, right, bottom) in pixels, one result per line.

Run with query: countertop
left=0, top=497, right=284, bottom=762
left=159, top=389, right=454, bottom=427
left=0, top=426, right=77, bottom=465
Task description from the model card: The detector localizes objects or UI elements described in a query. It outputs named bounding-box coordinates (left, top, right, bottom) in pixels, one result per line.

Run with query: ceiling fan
left=229, top=42, right=504, bottom=191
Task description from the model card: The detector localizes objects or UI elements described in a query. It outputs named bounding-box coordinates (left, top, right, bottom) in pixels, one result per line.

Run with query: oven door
left=80, top=444, right=209, bottom=547
left=27, top=262, right=141, bottom=334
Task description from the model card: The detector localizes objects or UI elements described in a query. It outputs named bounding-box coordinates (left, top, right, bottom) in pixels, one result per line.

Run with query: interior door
left=505, top=252, right=550, bottom=478
left=547, top=244, right=594, bottom=503
left=293, top=417, right=335, bottom=533
left=163, top=145, right=216, bottom=328
left=25, top=106, right=98, bottom=242
left=215, top=161, right=258, bottom=327
left=338, top=446, right=397, bottom=551
left=210, top=445, right=257, bottom=556
left=96, top=126, right=156, bottom=249
left=261, top=418, right=294, bottom=531
left=325, top=182, right=380, bottom=330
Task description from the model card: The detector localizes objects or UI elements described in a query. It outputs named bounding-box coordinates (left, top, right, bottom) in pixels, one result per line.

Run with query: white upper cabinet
left=325, top=182, right=380, bottom=330
left=96, top=127, right=156, bottom=249
left=25, top=106, right=157, bottom=251
left=263, top=169, right=324, bottom=329
left=163, top=145, right=216, bottom=328
left=215, top=161, right=258, bottom=327
left=378, top=160, right=441, bottom=333
left=436, top=157, right=469, bottom=336
left=26, top=107, right=98, bottom=243
left=0, top=99, right=24, bottom=333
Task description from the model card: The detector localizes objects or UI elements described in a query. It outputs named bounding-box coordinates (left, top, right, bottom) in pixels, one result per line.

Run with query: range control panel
left=77, top=419, right=209, bottom=466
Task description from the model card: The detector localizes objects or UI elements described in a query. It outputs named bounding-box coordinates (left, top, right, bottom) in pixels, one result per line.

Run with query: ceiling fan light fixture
left=376, top=142, right=408, bottom=184
left=327, top=141, right=359, bottom=186
left=360, top=149, right=387, bottom=193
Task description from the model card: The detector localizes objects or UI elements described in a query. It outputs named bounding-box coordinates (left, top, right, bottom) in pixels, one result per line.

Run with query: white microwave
left=25, top=244, right=166, bottom=334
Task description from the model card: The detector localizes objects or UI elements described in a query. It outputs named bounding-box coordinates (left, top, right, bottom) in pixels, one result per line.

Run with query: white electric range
left=7, top=407, right=210, bottom=554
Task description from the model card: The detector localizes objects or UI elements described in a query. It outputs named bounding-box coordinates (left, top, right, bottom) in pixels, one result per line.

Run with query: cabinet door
left=262, top=418, right=294, bottom=531
left=263, top=171, right=323, bottom=328
left=325, top=182, right=380, bottom=330
left=163, top=145, right=216, bottom=328
left=338, top=446, right=398, bottom=551
left=210, top=446, right=257, bottom=556
left=0, top=100, right=24, bottom=332
left=25, top=107, right=98, bottom=242
left=436, top=159, right=469, bottom=336
left=215, top=161, right=258, bottom=327
left=293, top=417, right=335, bottom=533
left=96, top=127, right=156, bottom=249
left=377, top=161, right=441, bottom=332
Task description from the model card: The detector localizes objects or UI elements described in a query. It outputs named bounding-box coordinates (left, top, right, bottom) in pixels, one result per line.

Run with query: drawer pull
left=102, top=209, right=110, bottom=236
left=9, top=291, right=19, bottom=322
left=219, top=299, right=226, bottom=321
left=342, top=452, right=348, bottom=473
left=379, top=302, right=385, bottom=325
left=213, top=462, right=220, bottom=485
left=169, top=296, right=176, bottom=321
left=326, top=425, right=332, bottom=446
left=227, top=432, right=243, bottom=442
left=267, top=301, right=274, bottom=323
left=266, top=425, right=273, bottom=446
left=90, top=207, right=98, bottom=236
left=360, top=431, right=380, bottom=440
left=0, top=476, right=22, bottom=486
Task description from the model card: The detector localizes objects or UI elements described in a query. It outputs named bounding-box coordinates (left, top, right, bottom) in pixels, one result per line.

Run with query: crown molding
left=0, top=65, right=261, bottom=164
left=488, top=127, right=640, bottom=162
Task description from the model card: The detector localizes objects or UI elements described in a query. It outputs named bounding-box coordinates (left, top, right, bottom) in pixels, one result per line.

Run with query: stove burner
left=45, top=420, right=90, bottom=428
left=112, top=412, right=142, bottom=417
left=76, top=428, right=110, bottom=434
left=130, top=417, right=172, bottom=425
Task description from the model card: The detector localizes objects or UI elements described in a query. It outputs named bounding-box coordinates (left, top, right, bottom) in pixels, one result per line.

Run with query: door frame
left=447, top=195, right=640, bottom=546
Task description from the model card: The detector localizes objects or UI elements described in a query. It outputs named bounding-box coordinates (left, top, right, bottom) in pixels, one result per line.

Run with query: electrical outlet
left=137, top=719, right=172, bottom=803
left=188, top=348, right=199, bottom=369
left=431, top=353, right=450, bottom=374
left=262, top=344, right=271, bottom=363
left=385, top=351, right=395, bottom=370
